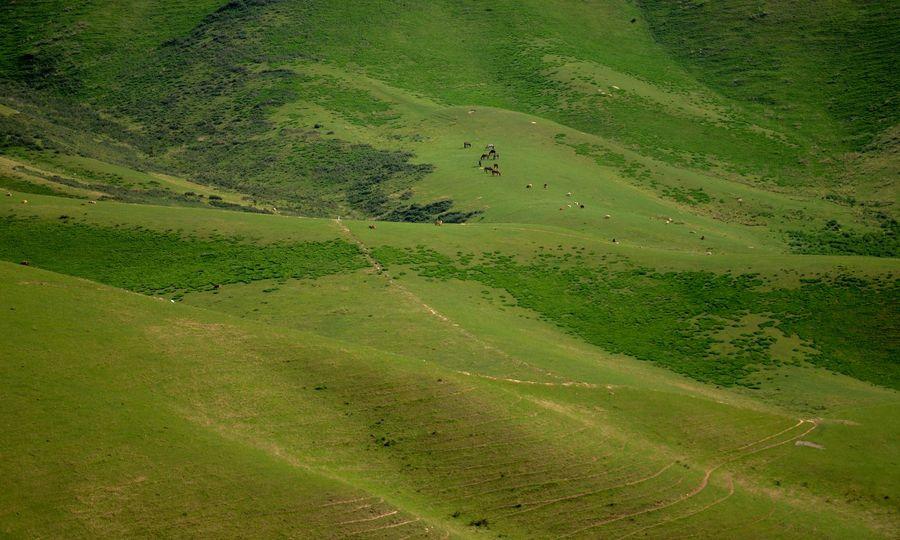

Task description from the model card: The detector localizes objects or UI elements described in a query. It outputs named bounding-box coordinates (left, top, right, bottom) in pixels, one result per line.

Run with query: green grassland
left=1, top=0, right=898, bottom=538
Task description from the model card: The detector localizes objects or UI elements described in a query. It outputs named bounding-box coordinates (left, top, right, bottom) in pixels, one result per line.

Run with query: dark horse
left=464, top=142, right=472, bottom=148
left=483, top=166, right=494, bottom=174
left=491, top=168, right=502, bottom=176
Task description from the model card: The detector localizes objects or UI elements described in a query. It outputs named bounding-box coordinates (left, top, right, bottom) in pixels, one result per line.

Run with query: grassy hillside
left=638, top=0, right=900, bottom=151
left=0, top=1, right=898, bottom=538
left=2, top=0, right=898, bottom=211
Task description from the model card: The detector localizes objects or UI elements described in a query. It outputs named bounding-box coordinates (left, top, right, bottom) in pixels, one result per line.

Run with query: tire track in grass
left=499, top=461, right=677, bottom=517
left=338, top=510, right=399, bottom=525
left=559, top=419, right=818, bottom=538
left=348, top=518, right=420, bottom=536
left=660, top=498, right=775, bottom=540
left=612, top=476, right=735, bottom=540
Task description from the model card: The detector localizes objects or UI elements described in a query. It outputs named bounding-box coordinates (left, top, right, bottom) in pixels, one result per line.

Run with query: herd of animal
left=464, top=141, right=589, bottom=209
left=466, top=142, right=503, bottom=176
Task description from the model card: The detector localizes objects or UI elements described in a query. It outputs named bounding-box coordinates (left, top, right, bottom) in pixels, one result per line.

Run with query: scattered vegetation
left=0, top=216, right=367, bottom=296
left=374, top=245, right=898, bottom=388
left=787, top=218, right=899, bottom=257
left=0, top=174, right=76, bottom=198
left=662, top=186, right=712, bottom=206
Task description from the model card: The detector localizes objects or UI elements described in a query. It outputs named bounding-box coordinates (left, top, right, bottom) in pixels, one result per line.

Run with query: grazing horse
left=491, top=169, right=502, bottom=176
left=464, top=141, right=472, bottom=148
left=484, top=166, right=494, bottom=174
left=481, top=153, right=489, bottom=160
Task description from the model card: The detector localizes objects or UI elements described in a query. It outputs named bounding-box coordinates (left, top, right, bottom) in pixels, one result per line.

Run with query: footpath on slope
left=333, top=218, right=581, bottom=384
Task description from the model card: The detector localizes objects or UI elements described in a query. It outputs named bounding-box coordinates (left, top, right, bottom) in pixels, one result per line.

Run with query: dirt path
left=455, top=370, right=603, bottom=389
left=333, top=219, right=574, bottom=383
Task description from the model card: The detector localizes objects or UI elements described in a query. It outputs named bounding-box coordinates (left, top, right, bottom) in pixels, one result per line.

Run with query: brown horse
left=483, top=167, right=494, bottom=174
left=491, top=169, right=502, bottom=176
left=463, top=142, right=472, bottom=148
left=480, top=153, right=489, bottom=160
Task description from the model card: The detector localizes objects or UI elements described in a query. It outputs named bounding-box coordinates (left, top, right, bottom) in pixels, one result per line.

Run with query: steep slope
left=0, top=2, right=898, bottom=537
left=4, top=257, right=896, bottom=538
left=638, top=0, right=900, bottom=151
left=3, top=0, right=897, bottom=218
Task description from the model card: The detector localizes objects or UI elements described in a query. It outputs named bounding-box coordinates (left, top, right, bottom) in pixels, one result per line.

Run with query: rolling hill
left=1, top=1, right=898, bottom=538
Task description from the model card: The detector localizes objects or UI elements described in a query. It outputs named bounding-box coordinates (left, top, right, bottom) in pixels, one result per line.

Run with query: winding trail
left=613, top=476, right=735, bottom=540
left=333, top=219, right=585, bottom=384
left=559, top=419, right=818, bottom=538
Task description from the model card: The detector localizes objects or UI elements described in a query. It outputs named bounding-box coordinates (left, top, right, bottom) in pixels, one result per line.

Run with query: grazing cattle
left=5, top=192, right=10, bottom=197
left=434, top=219, right=443, bottom=226
left=491, top=169, right=502, bottom=176
left=484, top=167, right=494, bottom=174
left=579, top=204, right=585, bottom=208
left=21, top=200, right=27, bottom=204
left=543, top=183, right=548, bottom=189
left=486, top=143, right=495, bottom=150
left=20, top=260, right=29, bottom=266
left=700, top=235, right=705, bottom=240
left=566, top=192, right=572, bottom=197
left=88, top=200, right=96, bottom=204
left=368, top=224, right=376, bottom=229
left=481, top=153, right=489, bottom=160
left=464, top=142, right=472, bottom=148
left=526, top=183, right=532, bottom=189
left=604, top=214, right=611, bottom=219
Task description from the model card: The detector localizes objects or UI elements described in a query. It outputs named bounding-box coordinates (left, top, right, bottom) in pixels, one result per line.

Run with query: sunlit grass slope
left=4, top=257, right=897, bottom=538
left=1, top=192, right=898, bottom=537
left=0, top=0, right=898, bottom=537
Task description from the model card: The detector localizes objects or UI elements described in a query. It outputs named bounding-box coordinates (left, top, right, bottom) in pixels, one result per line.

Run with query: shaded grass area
left=787, top=218, right=899, bottom=258
left=373, top=245, right=899, bottom=389
left=0, top=215, right=367, bottom=297
left=5, top=0, right=888, bottom=204
left=0, top=174, right=77, bottom=198
left=0, top=1, right=439, bottom=218
left=638, top=0, right=899, bottom=151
